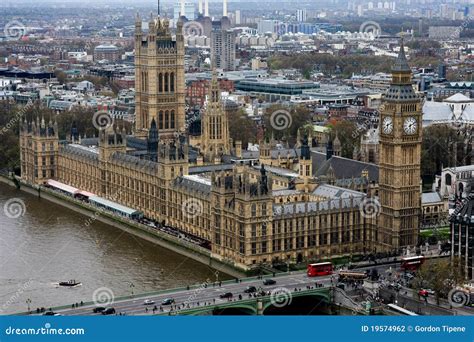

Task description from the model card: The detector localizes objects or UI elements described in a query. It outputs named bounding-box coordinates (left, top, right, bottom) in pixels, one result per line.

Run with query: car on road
left=101, top=308, right=116, bottom=315
left=92, top=306, right=106, bottom=313
left=143, top=299, right=155, bottom=305
left=263, top=279, right=276, bottom=285
left=43, top=311, right=60, bottom=316
left=220, top=292, right=233, bottom=299
left=244, top=286, right=257, bottom=293
left=161, top=298, right=175, bottom=305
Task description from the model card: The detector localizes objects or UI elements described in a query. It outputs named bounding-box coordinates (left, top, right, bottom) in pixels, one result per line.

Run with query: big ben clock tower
left=379, top=40, right=422, bottom=251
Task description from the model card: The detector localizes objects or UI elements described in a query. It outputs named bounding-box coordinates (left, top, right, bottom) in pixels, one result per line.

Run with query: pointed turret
left=148, top=118, right=159, bottom=162
left=333, top=134, right=341, bottom=157
left=385, top=38, right=417, bottom=101
left=300, top=134, right=311, bottom=161
left=209, top=69, right=221, bottom=104
left=326, top=140, right=333, bottom=160
left=392, top=38, right=410, bottom=73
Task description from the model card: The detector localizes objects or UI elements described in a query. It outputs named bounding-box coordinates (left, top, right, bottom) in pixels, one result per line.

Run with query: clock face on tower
left=382, top=117, right=393, bottom=134
left=403, top=117, right=417, bottom=135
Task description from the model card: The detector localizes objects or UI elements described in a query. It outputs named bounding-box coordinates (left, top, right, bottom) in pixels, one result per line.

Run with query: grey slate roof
left=241, top=151, right=259, bottom=159
left=111, top=152, right=159, bottom=172
left=189, top=164, right=234, bottom=174
left=272, top=189, right=302, bottom=196
left=173, top=176, right=211, bottom=194
left=311, top=151, right=379, bottom=182
left=312, top=184, right=366, bottom=199
left=80, top=138, right=99, bottom=146
left=422, top=192, right=442, bottom=204
left=126, top=136, right=147, bottom=150
left=251, top=164, right=298, bottom=178
left=61, top=144, right=99, bottom=162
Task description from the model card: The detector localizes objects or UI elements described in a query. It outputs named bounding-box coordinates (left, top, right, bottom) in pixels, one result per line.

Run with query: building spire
left=392, top=37, right=410, bottom=72
left=209, top=69, right=221, bottom=104
left=157, top=0, right=160, bottom=16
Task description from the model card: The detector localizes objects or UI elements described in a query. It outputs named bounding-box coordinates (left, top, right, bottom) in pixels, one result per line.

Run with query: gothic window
left=158, top=73, right=163, bottom=93
left=164, top=73, right=169, bottom=92
left=170, top=110, right=175, bottom=129
left=445, top=173, right=452, bottom=186
left=170, top=72, right=175, bottom=92
left=251, top=204, right=256, bottom=217
left=165, top=110, right=169, bottom=129
left=159, top=111, right=164, bottom=129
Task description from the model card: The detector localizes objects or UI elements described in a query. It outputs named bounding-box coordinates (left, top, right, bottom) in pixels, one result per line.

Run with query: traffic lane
left=110, top=279, right=333, bottom=316
left=54, top=264, right=393, bottom=316
left=70, top=279, right=332, bottom=316
left=59, top=276, right=333, bottom=316
left=54, top=274, right=304, bottom=315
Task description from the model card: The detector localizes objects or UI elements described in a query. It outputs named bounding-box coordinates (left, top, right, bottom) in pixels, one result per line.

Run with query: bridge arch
left=262, top=292, right=330, bottom=315
left=212, top=304, right=257, bottom=315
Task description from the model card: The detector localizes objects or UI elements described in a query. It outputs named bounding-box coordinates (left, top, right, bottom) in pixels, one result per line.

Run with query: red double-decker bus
left=400, top=256, right=425, bottom=271
left=307, top=262, right=334, bottom=277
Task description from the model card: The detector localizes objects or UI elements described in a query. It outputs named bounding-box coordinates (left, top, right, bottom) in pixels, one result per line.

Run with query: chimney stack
left=205, top=0, right=209, bottom=17
left=180, top=0, right=185, bottom=17
left=223, top=0, right=228, bottom=17
left=198, top=0, right=203, bottom=14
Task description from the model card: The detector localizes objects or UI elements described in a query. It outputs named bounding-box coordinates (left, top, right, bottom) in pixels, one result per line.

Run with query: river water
left=0, top=182, right=227, bottom=314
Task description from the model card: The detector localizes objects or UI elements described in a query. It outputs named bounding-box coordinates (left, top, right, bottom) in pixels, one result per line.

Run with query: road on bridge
left=37, top=262, right=398, bottom=316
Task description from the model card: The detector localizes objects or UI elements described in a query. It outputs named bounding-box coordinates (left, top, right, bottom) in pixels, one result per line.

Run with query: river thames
left=0, top=182, right=228, bottom=314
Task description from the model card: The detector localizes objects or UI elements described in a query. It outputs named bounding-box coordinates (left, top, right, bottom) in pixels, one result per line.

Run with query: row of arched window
left=158, top=110, right=175, bottom=129
left=158, top=72, right=175, bottom=93
left=140, top=72, right=176, bottom=93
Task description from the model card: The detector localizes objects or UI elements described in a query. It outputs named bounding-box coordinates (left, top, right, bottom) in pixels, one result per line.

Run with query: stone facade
left=18, top=29, right=422, bottom=269
left=134, top=15, right=185, bottom=139
left=378, top=41, right=422, bottom=250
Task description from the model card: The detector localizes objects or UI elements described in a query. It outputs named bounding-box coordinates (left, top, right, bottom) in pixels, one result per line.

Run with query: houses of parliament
left=18, top=15, right=422, bottom=270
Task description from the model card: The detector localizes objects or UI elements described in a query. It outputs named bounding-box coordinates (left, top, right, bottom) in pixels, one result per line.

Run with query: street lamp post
left=26, top=298, right=31, bottom=313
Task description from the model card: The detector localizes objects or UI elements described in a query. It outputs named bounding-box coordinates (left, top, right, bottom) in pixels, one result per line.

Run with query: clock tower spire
left=378, top=39, right=422, bottom=252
